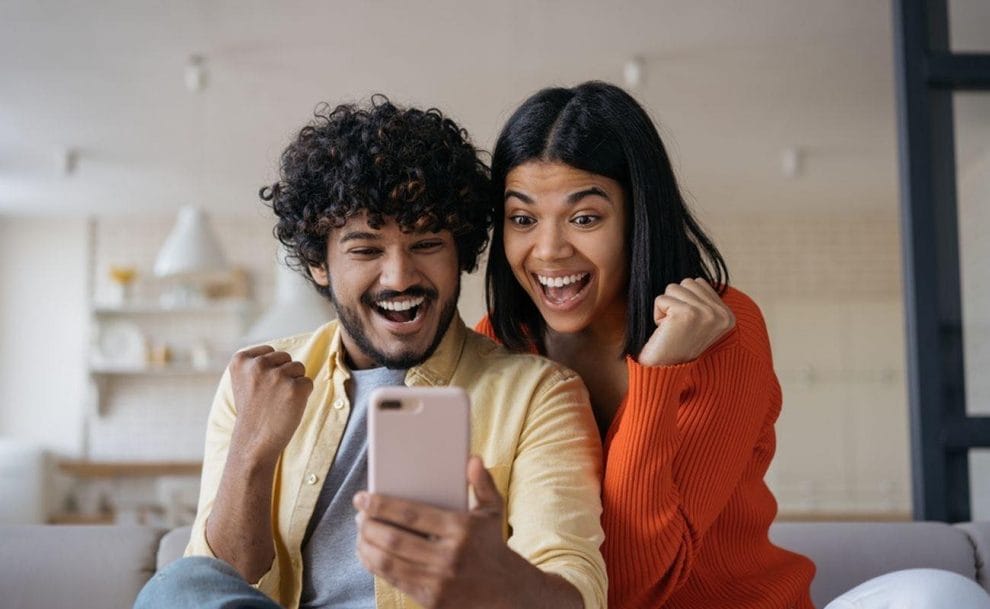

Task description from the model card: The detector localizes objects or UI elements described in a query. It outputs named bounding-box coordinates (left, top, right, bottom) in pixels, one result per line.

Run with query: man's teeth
left=376, top=296, right=425, bottom=311
left=536, top=273, right=588, bottom=288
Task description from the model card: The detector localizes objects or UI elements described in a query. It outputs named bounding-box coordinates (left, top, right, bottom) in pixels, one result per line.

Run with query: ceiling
left=1, top=0, right=988, bottom=218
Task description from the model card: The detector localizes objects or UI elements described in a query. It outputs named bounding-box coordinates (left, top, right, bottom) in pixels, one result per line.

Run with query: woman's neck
left=543, top=303, right=627, bottom=362
left=542, top=303, right=629, bottom=438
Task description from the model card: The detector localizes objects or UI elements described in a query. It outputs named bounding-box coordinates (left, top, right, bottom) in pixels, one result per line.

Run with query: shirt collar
left=326, top=315, right=466, bottom=387
left=406, top=315, right=466, bottom=387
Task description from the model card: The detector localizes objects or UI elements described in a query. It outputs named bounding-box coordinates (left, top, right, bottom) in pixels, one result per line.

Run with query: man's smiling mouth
left=372, top=295, right=427, bottom=323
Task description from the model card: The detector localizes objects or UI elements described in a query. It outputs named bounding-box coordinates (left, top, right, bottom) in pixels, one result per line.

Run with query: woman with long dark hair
left=478, top=81, right=990, bottom=609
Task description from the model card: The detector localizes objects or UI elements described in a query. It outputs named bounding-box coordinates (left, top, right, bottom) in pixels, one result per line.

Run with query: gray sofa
left=1, top=521, right=988, bottom=608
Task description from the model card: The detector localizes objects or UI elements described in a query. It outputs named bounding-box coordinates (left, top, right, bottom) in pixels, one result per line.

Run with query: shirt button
left=333, top=399, right=345, bottom=410
left=306, top=473, right=319, bottom=485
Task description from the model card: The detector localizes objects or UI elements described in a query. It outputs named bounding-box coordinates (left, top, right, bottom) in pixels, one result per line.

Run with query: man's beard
left=329, top=283, right=459, bottom=370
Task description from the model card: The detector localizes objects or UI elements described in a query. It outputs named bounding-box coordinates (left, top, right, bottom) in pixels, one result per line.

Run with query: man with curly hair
left=134, top=98, right=606, bottom=609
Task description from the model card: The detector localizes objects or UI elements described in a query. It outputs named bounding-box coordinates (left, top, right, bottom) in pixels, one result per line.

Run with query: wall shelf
left=88, top=364, right=227, bottom=416
left=90, top=364, right=226, bottom=376
left=91, top=299, right=253, bottom=316
left=53, top=460, right=201, bottom=526
left=86, top=297, right=249, bottom=416
left=57, top=459, right=202, bottom=478
left=48, top=512, right=115, bottom=525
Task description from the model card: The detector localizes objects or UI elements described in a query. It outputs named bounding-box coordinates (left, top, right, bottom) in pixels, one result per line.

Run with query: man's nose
left=379, top=251, right=420, bottom=292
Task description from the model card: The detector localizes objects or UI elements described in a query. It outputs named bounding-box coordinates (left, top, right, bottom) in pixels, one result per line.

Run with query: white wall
left=708, top=211, right=910, bottom=515
left=0, top=217, right=89, bottom=457
left=959, top=149, right=990, bottom=519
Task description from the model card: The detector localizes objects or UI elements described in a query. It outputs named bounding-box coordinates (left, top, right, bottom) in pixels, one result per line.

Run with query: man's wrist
left=498, top=550, right=583, bottom=609
left=229, top=427, right=283, bottom=470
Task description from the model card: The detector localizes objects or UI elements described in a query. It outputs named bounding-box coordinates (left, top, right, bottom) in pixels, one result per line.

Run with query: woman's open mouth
left=533, top=272, right=591, bottom=307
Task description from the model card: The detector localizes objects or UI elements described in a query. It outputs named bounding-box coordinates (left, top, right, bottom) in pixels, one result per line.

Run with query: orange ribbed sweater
left=477, top=287, right=816, bottom=609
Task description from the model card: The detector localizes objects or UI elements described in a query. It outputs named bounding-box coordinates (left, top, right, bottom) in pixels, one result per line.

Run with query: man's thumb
left=467, top=455, right=502, bottom=512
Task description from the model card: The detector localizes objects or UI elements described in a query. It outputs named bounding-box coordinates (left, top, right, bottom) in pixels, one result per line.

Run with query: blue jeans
left=134, top=557, right=281, bottom=609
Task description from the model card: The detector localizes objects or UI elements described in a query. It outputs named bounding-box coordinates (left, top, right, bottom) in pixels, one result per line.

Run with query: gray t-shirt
left=299, top=366, right=407, bottom=609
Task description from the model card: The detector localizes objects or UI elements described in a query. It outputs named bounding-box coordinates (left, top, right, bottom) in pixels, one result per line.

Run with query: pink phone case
left=367, top=386, right=470, bottom=511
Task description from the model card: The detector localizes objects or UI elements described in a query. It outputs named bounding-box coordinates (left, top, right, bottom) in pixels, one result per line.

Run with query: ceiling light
left=242, top=247, right=335, bottom=345
left=781, top=147, right=803, bottom=178
left=184, top=55, right=207, bottom=93
left=57, top=147, right=79, bottom=175
left=623, top=57, right=645, bottom=89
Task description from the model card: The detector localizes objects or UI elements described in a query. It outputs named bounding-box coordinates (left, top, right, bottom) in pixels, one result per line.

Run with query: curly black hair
left=261, top=95, right=493, bottom=298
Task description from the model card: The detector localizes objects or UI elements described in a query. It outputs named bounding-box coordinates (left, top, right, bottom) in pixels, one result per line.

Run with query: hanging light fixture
left=241, top=247, right=335, bottom=344
left=153, top=206, right=229, bottom=306
left=184, top=54, right=207, bottom=93
left=623, top=56, right=646, bottom=89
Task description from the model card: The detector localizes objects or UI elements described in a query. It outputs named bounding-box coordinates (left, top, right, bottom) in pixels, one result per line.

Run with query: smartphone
left=367, top=386, right=470, bottom=511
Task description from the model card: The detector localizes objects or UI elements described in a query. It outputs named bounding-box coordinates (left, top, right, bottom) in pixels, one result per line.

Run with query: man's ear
left=308, top=264, right=329, bottom=287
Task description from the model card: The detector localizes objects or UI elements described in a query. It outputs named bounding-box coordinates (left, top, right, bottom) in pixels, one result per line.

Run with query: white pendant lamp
left=241, top=248, right=335, bottom=344
left=153, top=206, right=229, bottom=306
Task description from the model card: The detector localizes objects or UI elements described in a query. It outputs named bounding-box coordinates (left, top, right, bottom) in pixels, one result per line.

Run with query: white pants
left=825, top=569, right=990, bottom=609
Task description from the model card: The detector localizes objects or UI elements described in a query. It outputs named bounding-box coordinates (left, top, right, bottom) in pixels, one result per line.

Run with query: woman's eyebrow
left=566, top=186, right=610, bottom=204
left=505, top=186, right=611, bottom=205
left=504, top=189, right=533, bottom=203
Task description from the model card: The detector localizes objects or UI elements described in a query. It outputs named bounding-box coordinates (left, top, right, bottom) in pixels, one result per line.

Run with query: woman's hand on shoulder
left=637, top=278, right=736, bottom=367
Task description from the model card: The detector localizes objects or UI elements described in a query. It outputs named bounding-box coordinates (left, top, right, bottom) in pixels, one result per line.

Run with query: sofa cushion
left=770, top=521, right=978, bottom=606
left=0, top=524, right=166, bottom=609
left=158, top=521, right=990, bottom=606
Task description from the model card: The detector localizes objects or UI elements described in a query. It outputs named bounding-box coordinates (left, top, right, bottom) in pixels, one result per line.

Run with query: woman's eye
left=508, top=215, right=535, bottom=227
left=572, top=215, right=600, bottom=226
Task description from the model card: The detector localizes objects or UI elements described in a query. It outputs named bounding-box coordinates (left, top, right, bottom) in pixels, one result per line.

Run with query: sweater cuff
left=624, top=355, right=690, bottom=416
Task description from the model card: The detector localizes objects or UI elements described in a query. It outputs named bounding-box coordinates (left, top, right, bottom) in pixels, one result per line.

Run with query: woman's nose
left=532, top=223, right=574, bottom=262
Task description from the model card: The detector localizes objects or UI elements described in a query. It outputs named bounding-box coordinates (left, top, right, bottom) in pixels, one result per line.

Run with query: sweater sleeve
left=603, top=330, right=780, bottom=609
left=474, top=315, right=496, bottom=339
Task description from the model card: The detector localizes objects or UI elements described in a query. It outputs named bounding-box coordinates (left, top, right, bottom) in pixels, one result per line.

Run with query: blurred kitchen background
left=1, top=0, right=988, bottom=527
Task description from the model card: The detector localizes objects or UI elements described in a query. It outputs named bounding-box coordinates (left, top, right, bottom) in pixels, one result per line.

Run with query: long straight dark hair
left=486, top=81, right=729, bottom=357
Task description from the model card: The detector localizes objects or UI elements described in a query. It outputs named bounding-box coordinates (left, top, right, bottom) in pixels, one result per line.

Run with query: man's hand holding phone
left=354, top=457, right=571, bottom=609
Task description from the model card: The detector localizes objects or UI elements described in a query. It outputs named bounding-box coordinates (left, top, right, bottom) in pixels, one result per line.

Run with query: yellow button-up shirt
left=186, top=317, right=606, bottom=609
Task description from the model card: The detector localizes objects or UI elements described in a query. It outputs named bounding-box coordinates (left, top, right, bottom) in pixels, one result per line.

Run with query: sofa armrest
left=956, top=522, right=990, bottom=594
left=0, top=525, right=166, bottom=609
left=157, top=525, right=192, bottom=570
left=770, top=521, right=978, bottom=607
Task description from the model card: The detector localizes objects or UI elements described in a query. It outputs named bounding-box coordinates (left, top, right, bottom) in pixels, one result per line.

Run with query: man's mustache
left=361, top=286, right=438, bottom=306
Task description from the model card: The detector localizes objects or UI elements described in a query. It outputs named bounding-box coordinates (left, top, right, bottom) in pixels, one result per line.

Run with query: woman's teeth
left=536, top=273, right=588, bottom=288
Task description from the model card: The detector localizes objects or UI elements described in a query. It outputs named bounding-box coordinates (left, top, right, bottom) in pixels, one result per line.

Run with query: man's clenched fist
left=228, top=345, right=314, bottom=463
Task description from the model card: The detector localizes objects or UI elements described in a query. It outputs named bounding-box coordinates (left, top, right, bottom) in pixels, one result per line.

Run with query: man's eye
left=350, top=248, right=380, bottom=257
left=508, top=215, right=535, bottom=227
left=413, top=241, right=443, bottom=251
